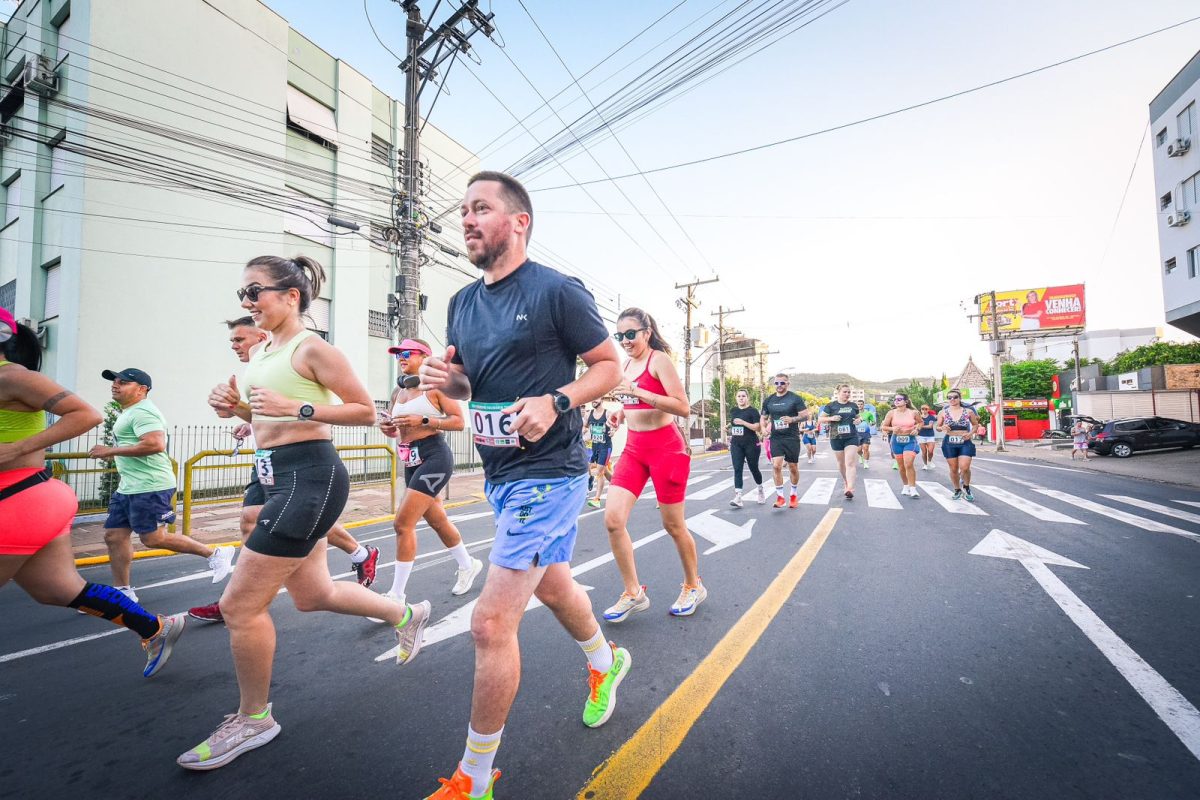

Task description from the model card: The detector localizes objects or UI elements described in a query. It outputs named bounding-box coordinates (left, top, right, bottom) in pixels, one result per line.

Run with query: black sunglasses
left=773, top=381, right=788, bottom=386
left=237, top=284, right=290, bottom=302
left=613, top=328, right=648, bottom=342
left=948, top=395, right=961, bottom=400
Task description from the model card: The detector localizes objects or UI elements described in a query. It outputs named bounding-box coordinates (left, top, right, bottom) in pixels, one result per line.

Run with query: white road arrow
left=970, top=529, right=1200, bottom=762
left=687, top=509, right=755, bottom=555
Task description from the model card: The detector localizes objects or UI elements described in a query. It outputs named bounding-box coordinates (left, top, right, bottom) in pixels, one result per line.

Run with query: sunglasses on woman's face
left=393, top=350, right=419, bottom=360
left=894, top=397, right=906, bottom=403
left=236, top=284, right=289, bottom=302
left=613, top=328, right=648, bottom=341
left=948, top=395, right=961, bottom=401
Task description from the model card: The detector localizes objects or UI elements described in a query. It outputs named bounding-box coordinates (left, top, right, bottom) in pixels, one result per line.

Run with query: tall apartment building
left=1151, top=48, right=1200, bottom=337
left=0, top=0, right=479, bottom=425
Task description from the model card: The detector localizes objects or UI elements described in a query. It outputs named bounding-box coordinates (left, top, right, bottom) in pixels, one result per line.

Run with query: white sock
left=460, top=725, right=503, bottom=796
left=577, top=628, right=614, bottom=673
left=448, top=542, right=473, bottom=571
left=776, top=483, right=786, bottom=497
left=790, top=483, right=799, bottom=497
left=348, top=544, right=368, bottom=564
left=390, top=560, right=414, bottom=602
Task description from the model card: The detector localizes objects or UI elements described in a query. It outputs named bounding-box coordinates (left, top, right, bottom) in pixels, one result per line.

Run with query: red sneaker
left=788, top=494, right=799, bottom=509
left=354, top=545, right=380, bottom=588
left=773, top=495, right=786, bottom=509
left=187, top=602, right=224, bottom=623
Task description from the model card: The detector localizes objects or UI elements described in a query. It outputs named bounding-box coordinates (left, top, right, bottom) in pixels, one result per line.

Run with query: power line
left=528, top=14, right=1200, bottom=192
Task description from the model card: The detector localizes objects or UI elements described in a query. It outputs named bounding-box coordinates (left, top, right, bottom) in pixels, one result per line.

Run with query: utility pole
left=394, top=1, right=495, bottom=338
left=1073, top=337, right=1082, bottom=407
left=711, top=305, right=744, bottom=442
left=986, top=290, right=1007, bottom=453
left=756, top=348, right=780, bottom=404
left=675, top=276, right=718, bottom=399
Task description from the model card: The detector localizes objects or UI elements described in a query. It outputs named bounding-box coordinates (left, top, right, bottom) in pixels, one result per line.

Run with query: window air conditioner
left=23, top=55, right=59, bottom=96
left=1168, top=138, right=1192, bottom=157
left=1168, top=210, right=1191, bottom=227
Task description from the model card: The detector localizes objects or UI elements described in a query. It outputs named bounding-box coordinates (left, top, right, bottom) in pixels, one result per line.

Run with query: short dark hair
left=2, top=319, right=43, bottom=371
left=468, top=171, right=534, bottom=243
left=774, top=373, right=789, bottom=381
left=224, top=316, right=256, bottom=330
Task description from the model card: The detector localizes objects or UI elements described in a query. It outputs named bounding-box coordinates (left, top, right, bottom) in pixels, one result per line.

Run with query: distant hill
left=787, top=372, right=938, bottom=399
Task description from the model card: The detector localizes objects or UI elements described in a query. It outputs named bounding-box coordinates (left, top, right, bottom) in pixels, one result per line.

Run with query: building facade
left=1008, top=326, right=1165, bottom=363
left=1151, top=49, right=1200, bottom=337
left=0, top=0, right=479, bottom=426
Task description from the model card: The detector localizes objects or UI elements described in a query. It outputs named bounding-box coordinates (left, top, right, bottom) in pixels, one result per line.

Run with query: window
left=1165, top=257, right=1177, bottom=275
left=43, top=263, right=61, bottom=319
left=1181, top=173, right=1200, bottom=209
left=368, top=309, right=390, bottom=338
left=371, top=135, right=391, bottom=167
left=1189, top=246, right=1199, bottom=279
left=47, top=131, right=67, bottom=194
left=1157, top=128, right=1168, bottom=147
left=306, top=297, right=330, bottom=339
left=1161, top=192, right=1172, bottom=210
left=286, top=85, right=338, bottom=150
left=2, top=172, right=21, bottom=227
left=0, top=279, right=14, bottom=313
left=1115, top=420, right=1149, bottom=432
left=1179, top=102, right=1195, bottom=141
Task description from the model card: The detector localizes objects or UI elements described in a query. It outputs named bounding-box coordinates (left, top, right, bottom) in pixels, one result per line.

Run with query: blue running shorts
left=486, top=474, right=588, bottom=570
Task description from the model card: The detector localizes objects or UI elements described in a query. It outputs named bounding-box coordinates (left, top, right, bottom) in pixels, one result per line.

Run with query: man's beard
left=469, top=236, right=509, bottom=271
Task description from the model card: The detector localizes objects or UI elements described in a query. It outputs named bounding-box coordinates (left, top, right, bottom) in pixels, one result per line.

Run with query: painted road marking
left=1101, top=495, right=1200, bottom=526
left=576, top=509, right=842, bottom=799
left=973, top=457, right=1089, bottom=473
left=688, top=510, right=755, bottom=555
left=1178, top=500, right=1200, bottom=509
left=973, top=485, right=1086, bottom=524
left=686, top=478, right=735, bottom=501
left=799, top=477, right=836, bottom=505
left=864, top=479, right=902, bottom=509
left=917, top=482, right=988, bottom=515
left=0, top=629, right=126, bottom=664
left=1033, top=490, right=1200, bottom=542
left=971, top=530, right=1200, bottom=762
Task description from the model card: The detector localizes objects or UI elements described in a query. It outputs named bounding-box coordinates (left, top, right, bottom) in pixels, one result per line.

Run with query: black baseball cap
left=101, top=368, right=152, bottom=390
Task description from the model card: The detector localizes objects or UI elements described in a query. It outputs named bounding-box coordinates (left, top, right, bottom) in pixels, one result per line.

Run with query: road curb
left=72, top=493, right=487, bottom=567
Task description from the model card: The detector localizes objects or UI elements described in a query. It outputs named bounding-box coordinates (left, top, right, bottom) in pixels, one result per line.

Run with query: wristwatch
left=551, top=391, right=572, bottom=415
left=421, top=416, right=430, bottom=426
left=298, top=403, right=315, bottom=421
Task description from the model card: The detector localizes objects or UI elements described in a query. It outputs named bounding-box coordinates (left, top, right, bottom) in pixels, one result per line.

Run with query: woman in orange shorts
left=0, top=310, right=185, bottom=677
left=603, top=308, right=703, bottom=622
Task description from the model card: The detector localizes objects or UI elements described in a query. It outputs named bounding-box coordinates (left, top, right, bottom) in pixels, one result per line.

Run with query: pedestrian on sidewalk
left=1071, top=417, right=1093, bottom=460
left=91, top=368, right=234, bottom=600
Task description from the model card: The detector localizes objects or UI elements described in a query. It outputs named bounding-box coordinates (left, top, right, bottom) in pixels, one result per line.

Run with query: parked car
left=1087, top=416, right=1200, bottom=458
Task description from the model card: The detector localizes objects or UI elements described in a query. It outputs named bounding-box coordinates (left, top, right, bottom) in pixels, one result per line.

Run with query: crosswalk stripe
left=1101, top=495, right=1200, bottom=526
left=800, top=477, right=836, bottom=505
left=972, top=485, right=1086, bottom=524
left=864, top=479, right=902, bottom=509
left=1176, top=500, right=1200, bottom=509
left=1033, top=490, right=1200, bottom=542
left=687, top=478, right=735, bottom=501
left=917, top=482, right=988, bottom=515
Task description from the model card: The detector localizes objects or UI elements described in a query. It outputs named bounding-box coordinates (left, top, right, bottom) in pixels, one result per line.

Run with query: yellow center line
left=578, top=508, right=842, bottom=800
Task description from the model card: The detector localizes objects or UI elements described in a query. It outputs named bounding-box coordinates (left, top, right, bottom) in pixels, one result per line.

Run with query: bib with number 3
left=254, top=449, right=275, bottom=486
left=469, top=401, right=519, bottom=448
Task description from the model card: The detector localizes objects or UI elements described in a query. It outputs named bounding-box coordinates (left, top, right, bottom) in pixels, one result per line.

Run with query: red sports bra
left=620, top=352, right=668, bottom=410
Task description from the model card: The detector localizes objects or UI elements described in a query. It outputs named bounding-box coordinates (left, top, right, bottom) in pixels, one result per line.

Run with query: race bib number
left=773, top=418, right=790, bottom=431
left=618, top=394, right=639, bottom=407
left=894, top=435, right=911, bottom=444
left=253, top=449, right=275, bottom=487
left=836, top=424, right=852, bottom=436
left=948, top=435, right=966, bottom=445
left=469, top=401, right=519, bottom=448
left=590, top=424, right=607, bottom=440
left=396, top=443, right=421, bottom=467
left=731, top=425, right=745, bottom=437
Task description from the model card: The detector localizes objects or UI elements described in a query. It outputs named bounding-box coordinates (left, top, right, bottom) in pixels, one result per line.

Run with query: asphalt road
left=3, top=445, right=1200, bottom=800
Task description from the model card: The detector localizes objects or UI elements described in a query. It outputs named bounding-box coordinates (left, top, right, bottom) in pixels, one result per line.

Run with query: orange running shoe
left=773, top=495, right=786, bottom=509
left=788, top=494, right=799, bottom=509
left=425, top=766, right=501, bottom=799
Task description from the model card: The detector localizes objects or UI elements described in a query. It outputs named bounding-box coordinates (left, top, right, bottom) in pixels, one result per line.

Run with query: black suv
left=1088, top=416, right=1200, bottom=458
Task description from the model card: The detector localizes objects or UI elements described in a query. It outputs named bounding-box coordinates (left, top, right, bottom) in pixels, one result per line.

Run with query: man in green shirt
left=89, top=368, right=234, bottom=600
left=856, top=400, right=877, bottom=470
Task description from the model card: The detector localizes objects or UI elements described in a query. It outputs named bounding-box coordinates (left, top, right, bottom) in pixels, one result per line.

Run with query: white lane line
left=972, top=485, right=1086, bottom=524
left=0, top=629, right=127, bottom=664
left=864, top=479, right=902, bottom=510
left=687, top=478, right=735, bottom=501
left=1178, top=500, right=1200, bottom=509
left=357, top=511, right=496, bottom=545
left=972, top=457, right=1089, bottom=473
left=1102, top=496, right=1200, bottom=526
left=799, top=477, right=836, bottom=506
left=1033, top=490, right=1200, bottom=542
left=917, top=482, right=989, bottom=515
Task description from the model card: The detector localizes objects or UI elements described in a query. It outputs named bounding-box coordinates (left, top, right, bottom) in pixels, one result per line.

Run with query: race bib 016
left=469, top=401, right=519, bottom=448
left=254, top=449, right=275, bottom=486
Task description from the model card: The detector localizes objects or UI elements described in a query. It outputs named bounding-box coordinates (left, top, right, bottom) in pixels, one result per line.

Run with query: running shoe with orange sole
left=788, top=494, right=799, bottom=509
left=425, top=766, right=501, bottom=799
left=773, top=495, right=786, bottom=509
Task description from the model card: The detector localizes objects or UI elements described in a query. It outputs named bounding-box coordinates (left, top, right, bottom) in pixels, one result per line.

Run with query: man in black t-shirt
left=419, top=171, right=628, bottom=798
left=761, top=373, right=809, bottom=509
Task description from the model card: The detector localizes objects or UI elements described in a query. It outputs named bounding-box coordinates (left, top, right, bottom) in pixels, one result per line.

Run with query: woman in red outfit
left=602, top=308, right=704, bottom=623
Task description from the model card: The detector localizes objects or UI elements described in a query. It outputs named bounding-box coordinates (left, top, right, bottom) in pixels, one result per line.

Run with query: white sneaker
left=208, top=546, right=236, bottom=584
left=909, top=487, right=921, bottom=498
left=756, top=485, right=766, bottom=504
left=729, top=490, right=743, bottom=508
left=604, top=587, right=650, bottom=623
left=808, top=457, right=815, bottom=464
left=452, top=557, right=483, bottom=596
left=118, top=585, right=139, bottom=603
left=669, top=581, right=708, bottom=617
left=366, top=590, right=401, bottom=624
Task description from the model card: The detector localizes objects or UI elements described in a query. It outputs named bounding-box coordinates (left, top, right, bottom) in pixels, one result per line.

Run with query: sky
left=259, top=0, right=1198, bottom=382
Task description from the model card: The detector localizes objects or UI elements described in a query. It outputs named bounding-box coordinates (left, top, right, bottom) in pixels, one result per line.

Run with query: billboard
left=978, top=284, right=1085, bottom=336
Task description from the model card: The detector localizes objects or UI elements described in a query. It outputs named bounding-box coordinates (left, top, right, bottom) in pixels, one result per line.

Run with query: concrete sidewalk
left=975, top=440, right=1200, bottom=490
left=69, top=470, right=488, bottom=562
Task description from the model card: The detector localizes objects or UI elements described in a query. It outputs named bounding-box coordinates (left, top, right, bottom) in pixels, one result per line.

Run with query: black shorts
left=403, top=434, right=454, bottom=498
left=858, top=431, right=872, bottom=446
left=245, top=440, right=349, bottom=559
left=242, top=475, right=266, bottom=507
left=590, top=443, right=612, bottom=465
left=830, top=435, right=860, bottom=452
left=769, top=437, right=801, bottom=464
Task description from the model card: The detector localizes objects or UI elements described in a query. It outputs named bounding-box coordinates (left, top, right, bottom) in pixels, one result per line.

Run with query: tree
left=902, top=379, right=938, bottom=410
left=1107, top=341, right=1200, bottom=374
left=1001, top=359, right=1058, bottom=399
